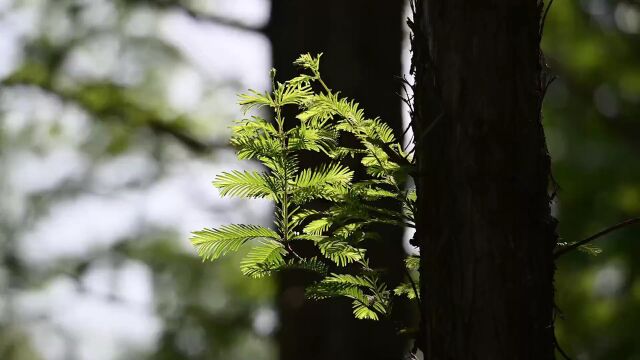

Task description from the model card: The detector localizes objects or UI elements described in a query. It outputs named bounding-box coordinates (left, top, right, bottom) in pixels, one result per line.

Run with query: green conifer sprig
left=192, top=54, right=419, bottom=320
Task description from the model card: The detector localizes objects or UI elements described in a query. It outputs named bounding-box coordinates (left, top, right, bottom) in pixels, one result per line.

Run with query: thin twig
left=157, top=1, right=264, bottom=33
left=406, top=112, right=443, bottom=157
left=286, top=242, right=304, bottom=261
left=540, top=0, right=556, bottom=38
left=2, top=80, right=227, bottom=154
left=542, top=75, right=557, bottom=101
left=400, top=122, right=413, bottom=142
left=403, top=267, right=422, bottom=308
left=555, top=341, right=573, bottom=360
left=554, top=217, right=640, bottom=258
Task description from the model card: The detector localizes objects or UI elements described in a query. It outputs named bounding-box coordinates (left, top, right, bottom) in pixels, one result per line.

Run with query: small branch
left=152, top=1, right=264, bottom=33
left=1, top=80, right=228, bottom=154
left=403, top=267, right=422, bottom=308
left=286, top=242, right=304, bottom=261
left=554, top=217, right=640, bottom=259
left=173, top=7, right=264, bottom=33
left=540, top=0, right=555, bottom=38
left=406, top=112, right=443, bottom=157
left=542, top=75, right=557, bottom=102
left=367, top=136, right=414, bottom=168
left=148, top=121, right=229, bottom=153
left=555, top=341, right=573, bottom=360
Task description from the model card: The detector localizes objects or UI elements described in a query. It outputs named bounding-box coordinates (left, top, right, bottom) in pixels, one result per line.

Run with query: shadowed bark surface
left=411, top=1, right=558, bottom=358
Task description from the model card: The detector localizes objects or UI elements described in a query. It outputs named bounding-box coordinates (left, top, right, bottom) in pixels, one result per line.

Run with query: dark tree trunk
left=410, top=0, right=558, bottom=359
left=267, top=1, right=408, bottom=359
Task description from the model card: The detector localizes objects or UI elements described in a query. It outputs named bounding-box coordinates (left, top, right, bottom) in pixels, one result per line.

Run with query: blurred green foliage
left=544, top=0, right=640, bottom=358
left=0, top=0, right=275, bottom=359
left=1, top=0, right=639, bottom=359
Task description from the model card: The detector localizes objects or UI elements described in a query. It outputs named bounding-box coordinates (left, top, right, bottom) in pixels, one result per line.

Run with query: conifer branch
left=554, top=217, right=640, bottom=258
left=192, top=53, right=419, bottom=322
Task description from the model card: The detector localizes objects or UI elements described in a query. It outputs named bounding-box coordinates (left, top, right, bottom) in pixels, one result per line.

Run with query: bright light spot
left=403, top=228, right=419, bottom=255
left=253, top=306, right=278, bottom=336
left=63, top=34, right=121, bottom=80
left=0, top=23, right=21, bottom=78
left=92, top=152, right=158, bottom=189
left=78, top=0, right=118, bottom=30
left=18, top=276, right=162, bottom=360
left=166, top=65, right=204, bottom=112
left=18, top=193, right=142, bottom=265
left=210, top=0, right=270, bottom=28
left=81, top=259, right=155, bottom=307
left=593, top=263, right=626, bottom=298
left=0, top=0, right=14, bottom=12
left=124, top=5, right=157, bottom=37
left=615, top=3, right=640, bottom=34
left=160, top=10, right=271, bottom=90
left=9, top=148, right=88, bottom=194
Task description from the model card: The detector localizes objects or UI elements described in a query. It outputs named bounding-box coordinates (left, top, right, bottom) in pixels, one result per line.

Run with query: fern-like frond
left=307, top=92, right=366, bottom=125
left=238, top=89, right=275, bottom=113
left=578, top=244, right=603, bottom=256
left=191, top=225, right=279, bottom=261
left=261, top=154, right=300, bottom=181
left=324, top=273, right=375, bottom=288
left=293, top=53, right=322, bottom=74
left=306, top=278, right=363, bottom=300
left=290, top=209, right=322, bottom=228
left=306, top=275, right=387, bottom=320
left=281, top=257, right=328, bottom=275
left=361, top=146, right=401, bottom=179
left=332, top=223, right=367, bottom=241
left=359, top=186, right=398, bottom=201
left=303, top=217, right=333, bottom=235
left=326, top=197, right=407, bottom=228
left=232, top=116, right=277, bottom=136
left=402, top=190, right=417, bottom=222
left=273, top=82, right=313, bottom=107
left=291, top=163, right=353, bottom=203
left=351, top=302, right=379, bottom=320
left=240, top=239, right=287, bottom=278
left=393, top=282, right=418, bottom=300
left=316, top=238, right=365, bottom=266
left=328, top=146, right=367, bottom=160
left=292, top=233, right=326, bottom=242
left=287, top=127, right=337, bottom=155
left=231, top=134, right=281, bottom=160
left=287, top=74, right=315, bottom=87
left=405, top=256, right=420, bottom=271
left=294, top=163, right=352, bottom=188
left=361, top=118, right=397, bottom=144
left=296, top=107, right=334, bottom=126
left=213, top=170, right=277, bottom=199
left=230, top=117, right=280, bottom=160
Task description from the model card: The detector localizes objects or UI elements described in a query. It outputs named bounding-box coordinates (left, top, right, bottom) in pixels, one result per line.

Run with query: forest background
left=0, top=0, right=639, bottom=359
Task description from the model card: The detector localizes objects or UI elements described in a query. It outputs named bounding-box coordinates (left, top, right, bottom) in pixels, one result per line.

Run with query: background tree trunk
left=267, top=1, right=408, bottom=359
left=411, top=0, right=558, bottom=358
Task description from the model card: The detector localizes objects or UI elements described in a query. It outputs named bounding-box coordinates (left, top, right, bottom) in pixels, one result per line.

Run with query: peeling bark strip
left=411, top=1, right=558, bottom=359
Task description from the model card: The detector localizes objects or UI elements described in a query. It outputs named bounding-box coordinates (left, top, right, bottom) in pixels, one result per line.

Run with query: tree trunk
left=267, top=1, right=408, bottom=359
left=410, top=0, right=558, bottom=358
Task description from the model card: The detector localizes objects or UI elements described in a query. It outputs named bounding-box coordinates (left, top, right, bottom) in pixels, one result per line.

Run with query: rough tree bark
left=267, top=1, right=408, bottom=359
left=410, top=0, right=558, bottom=358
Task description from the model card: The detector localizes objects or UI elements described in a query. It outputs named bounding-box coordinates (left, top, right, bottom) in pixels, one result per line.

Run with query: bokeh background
left=0, top=1, right=638, bottom=359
